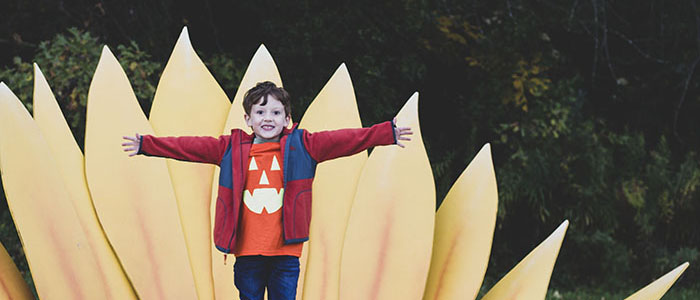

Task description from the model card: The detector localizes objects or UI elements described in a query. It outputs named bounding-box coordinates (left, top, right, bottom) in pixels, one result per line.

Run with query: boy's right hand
left=122, top=133, right=141, bottom=157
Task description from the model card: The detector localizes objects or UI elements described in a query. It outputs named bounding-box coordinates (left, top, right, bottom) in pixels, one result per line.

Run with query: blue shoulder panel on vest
left=285, top=129, right=317, bottom=181
left=219, top=144, right=233, bottom=189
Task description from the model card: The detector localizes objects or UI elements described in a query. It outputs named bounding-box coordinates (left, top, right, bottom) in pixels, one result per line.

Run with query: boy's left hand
left=393, top=117, right=413, bottom=148
left=122, top=133, right=141, bottom=157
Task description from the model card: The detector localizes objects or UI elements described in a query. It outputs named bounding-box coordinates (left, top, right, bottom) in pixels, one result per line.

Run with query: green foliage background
left=1, top=0, right=700, bottom=297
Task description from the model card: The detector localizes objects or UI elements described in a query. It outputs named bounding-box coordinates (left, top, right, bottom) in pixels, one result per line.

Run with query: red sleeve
left=302, top=121, right=396, bottom=163
left=138, top=134, right=230, bottom=165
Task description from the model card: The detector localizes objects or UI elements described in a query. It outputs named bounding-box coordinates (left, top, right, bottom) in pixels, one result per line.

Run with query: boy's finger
left=399, top=137, right=411, bottom=141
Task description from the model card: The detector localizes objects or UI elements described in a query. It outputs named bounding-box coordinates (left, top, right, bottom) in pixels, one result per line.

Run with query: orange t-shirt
left=233, top=142, right=303, bottom=257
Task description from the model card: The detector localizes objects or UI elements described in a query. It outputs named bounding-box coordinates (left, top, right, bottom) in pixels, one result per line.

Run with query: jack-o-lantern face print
left=243, top=152, right=283, bottom=214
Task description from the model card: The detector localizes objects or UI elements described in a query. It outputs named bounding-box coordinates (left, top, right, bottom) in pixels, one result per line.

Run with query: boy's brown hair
left=243, top=81, right=292, bottom=117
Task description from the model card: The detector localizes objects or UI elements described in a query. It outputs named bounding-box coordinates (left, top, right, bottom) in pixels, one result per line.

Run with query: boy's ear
left=284, top=115, right=290, bottom=126
left=244, top=114, right=251, bottom=127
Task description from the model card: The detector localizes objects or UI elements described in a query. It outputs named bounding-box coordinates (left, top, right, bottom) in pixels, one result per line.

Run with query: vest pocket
left=293, top=189, right=312, bottom=237
left=214, top=196, right=227, bottom=239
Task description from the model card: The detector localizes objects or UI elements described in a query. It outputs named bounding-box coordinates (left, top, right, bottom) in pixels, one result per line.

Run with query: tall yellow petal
left=32, top=64, right=136, bottom=299
left=0, top=83, right=108, bottom=299
left=624, top=262, right=689, bottom=300
left=84, top=47, right=197, bottom=299
left=0, top=240, right=33, bottom=299
left=210, top=44, right=283, bottom=300
left=423, top=144, right=498, bottom=300
left=339, top=93, right=435, bottom=300
left=148, top=27, right=230, bottom=300
left=299, top=64, right=367, bottom=300
left=481, top=220, right=569, bottom=300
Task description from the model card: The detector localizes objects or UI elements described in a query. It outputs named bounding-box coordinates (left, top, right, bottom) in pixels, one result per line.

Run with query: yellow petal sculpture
left=339, top=93, right=436, bottom=300
left=148, top=27, right=230, bottom=300
left=84, top=46, right=197, bottom=299
left=481, top=220, right=569, bottom=300
left=298, top=64, right=367, bottom=300
left=0, top=27, right=691, bottom=300
left=0, top=241, right=32, bottom=300
left=33, top=64, right=137, bottom=300
left=423, top=143, right=498, bottom=300
left=624, top=262, right=689, bottom=300
left=0, top=83, right=109, bottom=299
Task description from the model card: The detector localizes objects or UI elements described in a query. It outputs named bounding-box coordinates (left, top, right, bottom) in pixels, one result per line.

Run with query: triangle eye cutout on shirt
left=259, top=170, right=270, bottom=185
left=249, top=157, right=258, bottom=170
left=271, top=155, right=280, bottom=171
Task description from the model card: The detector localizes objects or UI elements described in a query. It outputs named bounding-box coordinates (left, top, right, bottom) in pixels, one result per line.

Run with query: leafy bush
left=0, top=28, right=161, bottom=148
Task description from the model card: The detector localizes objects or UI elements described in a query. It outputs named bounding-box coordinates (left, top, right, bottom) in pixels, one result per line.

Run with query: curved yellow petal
left=339, top=93, right=435, bottom=300
left=423, top=144, right=498, bottom=300
left=0, top=240, right=33, bottom=299
left=210, top=44, right=284, bottom=300
left=32, top=64, right=136, bottom=299
left=148, top=27, right=230, bottom=300
left=481, top=220, right=569, bottom=300
left=84, top=47, right=197, bottom=299
left=624, top=262, right=689, bottom=300
left=0, top=83, right=108, bottom=299
left=299, top=64, right=367, bottom=300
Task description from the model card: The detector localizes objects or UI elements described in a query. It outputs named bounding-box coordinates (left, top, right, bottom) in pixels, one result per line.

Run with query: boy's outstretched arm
left=303, top=118, right=413, bottom=162
left=121, top=133, right=229, bottom=165
left=393, top=117, right=413, bottom=148
left=122, top=133, right=141, bottom=157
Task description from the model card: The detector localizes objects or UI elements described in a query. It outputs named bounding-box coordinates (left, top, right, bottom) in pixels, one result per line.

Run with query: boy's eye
left=274, top=111, right=281, bottom=115
left=255, top=110, right=263, bottom=115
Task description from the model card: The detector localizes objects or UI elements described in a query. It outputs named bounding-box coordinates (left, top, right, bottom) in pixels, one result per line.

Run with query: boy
left=122, top=81, right=412, bottom=300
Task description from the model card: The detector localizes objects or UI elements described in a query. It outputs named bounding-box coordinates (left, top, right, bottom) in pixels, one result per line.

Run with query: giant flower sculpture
left=0, top=28, right=689, bottom=300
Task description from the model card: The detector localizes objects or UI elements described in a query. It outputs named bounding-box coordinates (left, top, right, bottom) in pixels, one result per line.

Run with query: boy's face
left=244, top=95, right=290, bottom=140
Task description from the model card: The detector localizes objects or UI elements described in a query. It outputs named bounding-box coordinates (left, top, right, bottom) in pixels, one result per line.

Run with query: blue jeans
left=234, top=255, right=300, bottom=300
